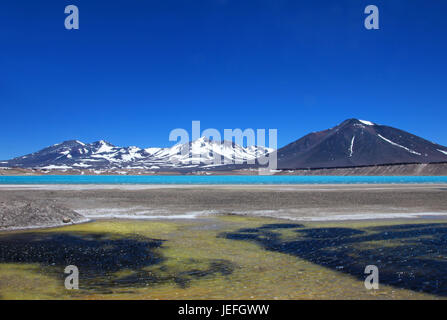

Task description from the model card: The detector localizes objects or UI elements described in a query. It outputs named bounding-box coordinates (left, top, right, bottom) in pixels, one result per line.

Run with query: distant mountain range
left=0, top=137, right=272, bottom=172
left=1, top=119, right=447, bottom=173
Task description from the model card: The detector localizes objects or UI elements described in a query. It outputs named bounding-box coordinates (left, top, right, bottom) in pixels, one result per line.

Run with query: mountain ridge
left=2, top=119, right=447, bottom=172
left=0, top=136, right=273, bottom=172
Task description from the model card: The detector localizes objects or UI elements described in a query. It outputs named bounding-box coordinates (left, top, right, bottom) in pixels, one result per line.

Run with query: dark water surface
left=0, top=231, right=234, bottom=292
left=0, top=218, right=446, bottom=299
left=222, top=222, right=447, bottom=296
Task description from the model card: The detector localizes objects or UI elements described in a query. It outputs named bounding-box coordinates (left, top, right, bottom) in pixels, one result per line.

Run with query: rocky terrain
left=1, top=185, right=447, bottom=225
left=1, top=162, right=447, bottom=176
left=275, top=162, right=447, bottom=176
left=0, top=200, right=87, bottom=231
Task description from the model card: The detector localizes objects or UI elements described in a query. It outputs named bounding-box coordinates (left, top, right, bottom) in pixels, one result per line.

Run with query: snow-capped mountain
left=2, top=119, right=447, bottom=172
left=277, top=118, right=447, bottom=169
left=0, top=137, right=273, bottom=172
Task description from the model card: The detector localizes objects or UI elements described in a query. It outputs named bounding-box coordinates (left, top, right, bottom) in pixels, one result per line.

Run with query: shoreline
left=0, top=217, right=92, bottom=233
left=3, top=212, right=447, bottom=233
left=2, top=160, right=447, bottom=176
left=1, top=183, right=447, bottom=190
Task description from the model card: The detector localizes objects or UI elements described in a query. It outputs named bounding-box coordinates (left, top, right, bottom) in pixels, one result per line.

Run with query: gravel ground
left=0, top=200, right=87, bottom=231
left=0, top=184, right=447, bottom=229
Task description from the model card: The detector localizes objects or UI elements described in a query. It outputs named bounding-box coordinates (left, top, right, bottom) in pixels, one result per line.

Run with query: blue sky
left=1, top=0, right=446, bottom=159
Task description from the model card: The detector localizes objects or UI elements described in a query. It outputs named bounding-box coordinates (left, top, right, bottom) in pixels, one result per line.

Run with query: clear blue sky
left=1, top=0, right=446, bottom=159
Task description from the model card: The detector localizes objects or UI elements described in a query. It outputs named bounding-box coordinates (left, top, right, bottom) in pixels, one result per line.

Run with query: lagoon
left=1, top=175, right=447, bottom=185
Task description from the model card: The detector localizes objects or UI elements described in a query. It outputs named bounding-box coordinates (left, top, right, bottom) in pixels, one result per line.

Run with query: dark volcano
left=277, top=119, right=447, bottom=169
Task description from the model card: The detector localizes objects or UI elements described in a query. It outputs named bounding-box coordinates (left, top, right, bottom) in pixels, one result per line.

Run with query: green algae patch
left=0, top=216, right=445, bottom=299
left=0, top=263, right=67, bottom=300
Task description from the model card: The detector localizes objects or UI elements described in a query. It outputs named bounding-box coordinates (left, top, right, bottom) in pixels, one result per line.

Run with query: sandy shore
left=1, top=184, right=447, bottom=229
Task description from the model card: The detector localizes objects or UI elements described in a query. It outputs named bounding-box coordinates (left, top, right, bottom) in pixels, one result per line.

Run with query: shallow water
left=0, top=216, right=446, bottom=299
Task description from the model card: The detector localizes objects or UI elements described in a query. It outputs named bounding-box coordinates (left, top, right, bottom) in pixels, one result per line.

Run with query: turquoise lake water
left=1, top=175, right=447, bottom=184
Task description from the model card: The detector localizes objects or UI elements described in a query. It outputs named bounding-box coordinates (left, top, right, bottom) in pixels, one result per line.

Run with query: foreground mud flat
left=0, top=216, right=446, bottom=300
left=1, top=184, right=447, bottom=225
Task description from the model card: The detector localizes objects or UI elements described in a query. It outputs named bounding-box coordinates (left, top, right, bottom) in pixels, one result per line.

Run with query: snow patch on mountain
left=377, top=134, right=421, bottom=156
left=359, top=120, right=374, bottom=126
left=75, top=140, right=86, bottom=146
left=144, top=148, right=162, bottom=155
left=349, top=136, right=355, bottom=157
left=72, top=163, right=91, bottom=168
left=41, top=165, right=72, bottom=170
left=94, top=141, right=114, bottom=154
